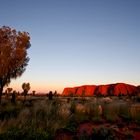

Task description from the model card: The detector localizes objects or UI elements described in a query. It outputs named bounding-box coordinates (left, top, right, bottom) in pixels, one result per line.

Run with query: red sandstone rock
left=76, top=85, right=97, bottom=96
left=98, top=85, right=110, bottom=96
left=76, top=86, right=86, bottom=96
left=62, top=83, right=138, bottom=96
left=85, top=85, right=97, bottom=96
left=62, top=87, right=78, bottom=96
left=114, top=83, right=137, bottom=96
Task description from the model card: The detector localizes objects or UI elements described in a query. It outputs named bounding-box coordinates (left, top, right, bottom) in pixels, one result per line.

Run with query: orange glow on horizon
left=7, top=81, right=64, bottom=94
left=5, top=79, right=140, bottom=95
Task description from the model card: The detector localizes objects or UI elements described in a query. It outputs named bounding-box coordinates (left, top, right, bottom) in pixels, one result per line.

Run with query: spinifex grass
left=103, top=102, right=119, bottom=123
left=0, top=96, right=140, bottom=140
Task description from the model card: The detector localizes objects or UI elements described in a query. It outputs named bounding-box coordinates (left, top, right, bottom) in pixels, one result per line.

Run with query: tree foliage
left=22, top=82, right=30, bottom=101
left=22, top=82, right=30, bottom=94
left=0, top=26, right=31, bottom=103
left=7, top=88, right=13, bottom=94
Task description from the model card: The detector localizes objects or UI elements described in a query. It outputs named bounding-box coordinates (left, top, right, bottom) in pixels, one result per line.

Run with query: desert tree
left=7, top=87, right=13, bottom=94
left=48, top=91, right=53, bottom=100
left=22, top=82, right=30, bottom=101
left=32, top=90, right=36, bottom=96
left=11, top=90, right=16, bottom=104
left=54, top=90, right=57, bottom=96
left=7, top=87, right=13, bottom=98
left=0, top=26, right=30, bottom=103
left=5, top=87, right=13, bottom=99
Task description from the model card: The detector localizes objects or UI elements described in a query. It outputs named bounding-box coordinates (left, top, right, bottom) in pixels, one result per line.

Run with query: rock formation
left=62, top=83, right=139, bottom=96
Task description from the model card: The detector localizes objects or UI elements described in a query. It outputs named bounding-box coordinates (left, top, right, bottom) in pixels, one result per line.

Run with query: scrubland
left=0, top=95, right=140, bottom=140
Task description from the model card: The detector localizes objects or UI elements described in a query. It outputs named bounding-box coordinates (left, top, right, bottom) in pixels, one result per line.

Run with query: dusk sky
left=0, top=0, right=140, bottom=93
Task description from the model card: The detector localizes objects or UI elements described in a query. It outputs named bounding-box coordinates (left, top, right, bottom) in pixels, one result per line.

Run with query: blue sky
left=0, top=0, right=140, bottom=93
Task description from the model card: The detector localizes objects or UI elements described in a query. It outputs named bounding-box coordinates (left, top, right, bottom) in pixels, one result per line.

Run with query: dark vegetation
left=0, top=94, right=140, bottom=140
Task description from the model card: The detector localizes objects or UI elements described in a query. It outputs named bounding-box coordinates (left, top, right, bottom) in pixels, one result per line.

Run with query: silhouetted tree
left=5, top=87, right=13, bottom=99
left=5, top=89, right=8, bottom=99
left=48, top=91, right=53, bottom=100
left=32, top=90, right=36, bottom=96
left=11, top=90, right=16, bottom=104
left=54, top=90, right=57, bottom=97
left=7, top=88, right=13, bottom=95
left=22, top=82, right=30, bottom=101
left=0, top=26, right=30, bottom=103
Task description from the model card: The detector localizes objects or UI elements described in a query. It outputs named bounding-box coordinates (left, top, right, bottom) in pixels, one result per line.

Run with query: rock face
left=62, top=83, right=139, bottom=96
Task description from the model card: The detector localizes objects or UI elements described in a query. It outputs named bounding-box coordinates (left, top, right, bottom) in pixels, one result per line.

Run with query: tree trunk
left=0, top=86, right=3, bottom=104
left=23, top=90, right=27, bottom=102
left=24, top=95, right=26, bottom=102
left=0, top=78, right=3, bottom=104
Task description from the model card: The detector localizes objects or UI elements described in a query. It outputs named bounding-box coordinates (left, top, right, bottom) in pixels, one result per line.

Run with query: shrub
left=0, top=126, right=52, bottom=140
left=91, top=127, right=116, bottom=140
left=0, top=104, right=22, bottom=120
left=103, top=102, right=119, bottom=123
left=65, top=119, right=78, bottom=134
left=118, top=103, right=131, bottom=121
left=130, top=104, right=140, bottom=124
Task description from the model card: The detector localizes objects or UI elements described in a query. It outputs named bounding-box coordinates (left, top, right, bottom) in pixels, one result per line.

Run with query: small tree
left=5, top=87, right=12, bottom=99
left=32, top=90, right=36, bottom=96
left=7, top=88, right=13, bottom=94
left=48, top=91, right=53, bottom=100
left=11, top=90, right=16, bottom=104
left=0, top=26, right=31, bottom=103
left=54, top=90, right=57, bottom=96
left=22, top=82, right=30, bottom=101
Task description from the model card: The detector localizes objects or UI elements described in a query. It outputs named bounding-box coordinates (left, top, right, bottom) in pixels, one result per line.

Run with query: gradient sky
left=0, top=0, right=140, bottom=93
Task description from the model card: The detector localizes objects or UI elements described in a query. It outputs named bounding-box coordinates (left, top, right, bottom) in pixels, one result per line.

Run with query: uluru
left=62, top=83, right=139, bottom=96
